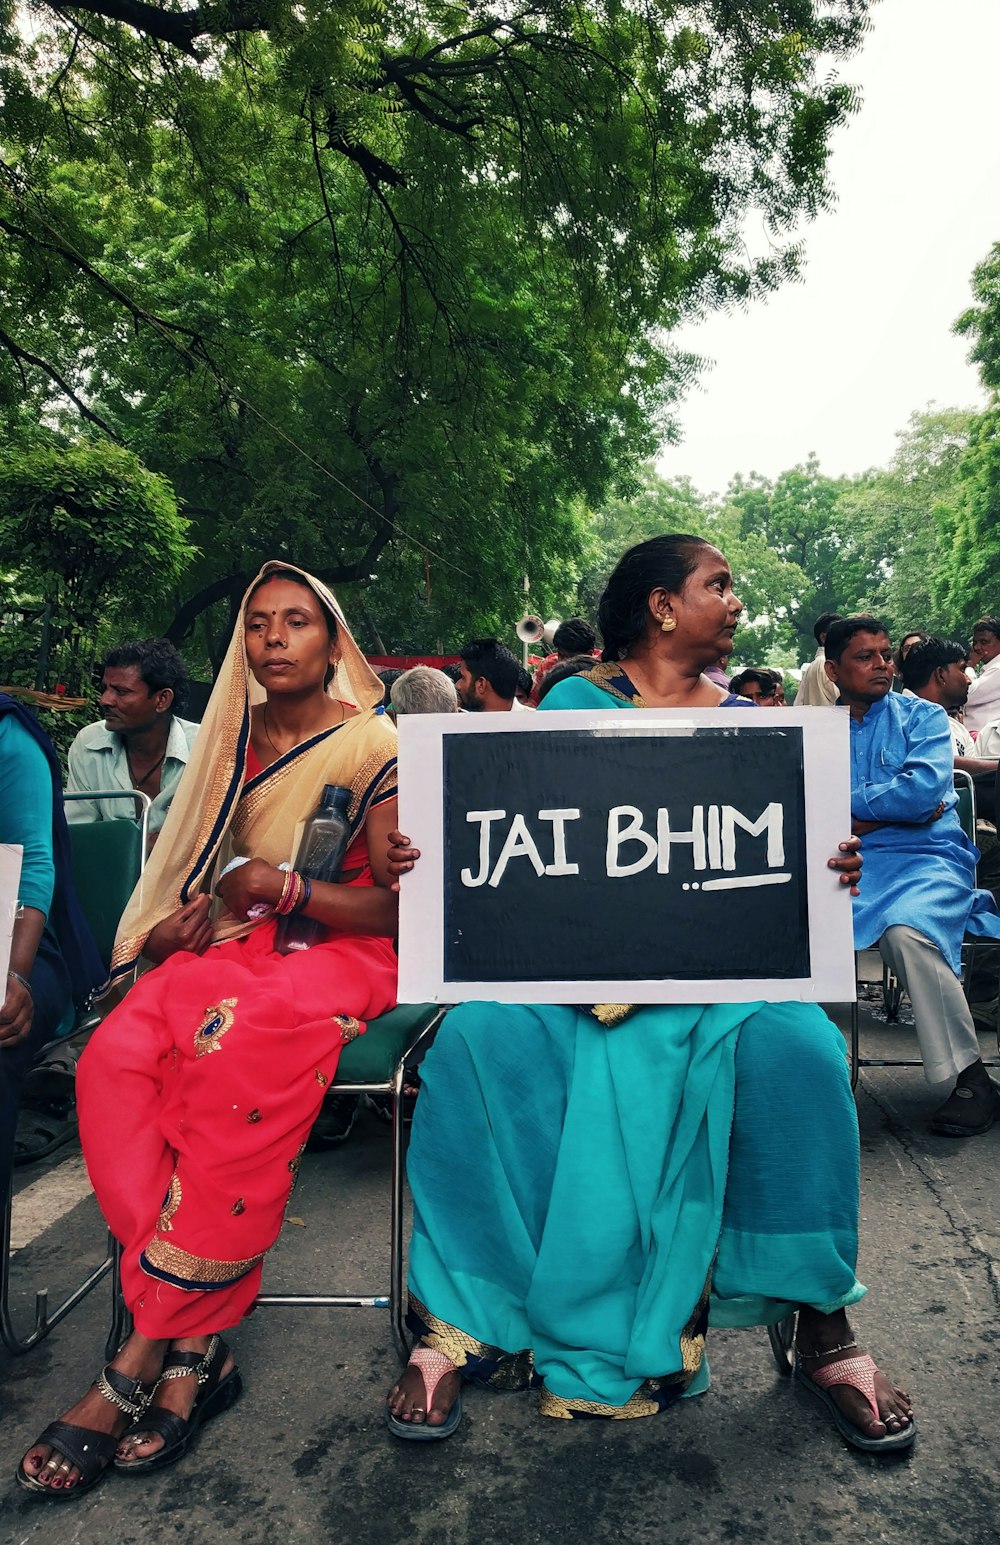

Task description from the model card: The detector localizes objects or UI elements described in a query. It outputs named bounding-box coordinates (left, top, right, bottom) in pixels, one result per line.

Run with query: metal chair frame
left=255, top=1011, right=444, bottom=1364
left=2, top=790, right=148, bottom=1356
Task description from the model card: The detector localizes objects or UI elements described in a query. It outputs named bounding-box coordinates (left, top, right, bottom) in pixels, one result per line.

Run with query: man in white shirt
left=976, top=718, right=1000, bottom=758
left=965, top=617, right=1000, bottom=734
left=901, top=635, right=1000, bottom=1032
left=901, top=638, right=998, bottom=793
left=796, top=612, right=842, bottom=706
left=65, top=638, right=199, bottom=838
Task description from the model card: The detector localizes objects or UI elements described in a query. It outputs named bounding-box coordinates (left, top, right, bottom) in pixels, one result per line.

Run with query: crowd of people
left=6, top=537, right=1000, bottom=1495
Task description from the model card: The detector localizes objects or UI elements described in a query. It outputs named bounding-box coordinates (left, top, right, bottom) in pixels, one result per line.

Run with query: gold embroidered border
left=538, top=1281, right=708, bottom=1421
left=231, top=771, right=284, bottom=833
left=538, top=1379, right=668, bottom=1420
left=193, top=667, right=250, bottom=867
left=589, top=1003, right=636, bottom=1027
left=108, top=677, right=247, bottom=980
left=231, top=729, right=395, bottom=854
left=110, top=933, right=145, bottom=983
left=579, top=661, right=647, bottom=707
left=410, top=1271, right=710, bottom=1420
left=682, top=1271, right=711, bottom=1372
left=349, top=748, right=398, bottom=823
left=142, top=1237, right=264, bottom=1286
left=408, top=1296, right=535, bottom=1389
left=157, top=1173, right=182, bottom=1233
left=233, top=746, right=303, bottom=826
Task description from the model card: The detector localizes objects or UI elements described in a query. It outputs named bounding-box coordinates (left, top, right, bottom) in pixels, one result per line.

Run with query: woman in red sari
left=18, top=563, right=398, bottom=1498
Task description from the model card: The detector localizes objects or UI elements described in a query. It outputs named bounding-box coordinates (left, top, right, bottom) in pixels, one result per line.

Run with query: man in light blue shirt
left=65, top=639, right=199, bottom=839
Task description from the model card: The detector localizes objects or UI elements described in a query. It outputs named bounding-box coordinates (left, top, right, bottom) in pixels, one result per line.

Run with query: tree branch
left=49, top=0, right=269, bottom=57
left=324, top=109, right=406, bottom=189
left=0, top=204, right=207, bottom=355
left=165, top=572, right=246, bottom=643
left=0, top=326, right=119, bottom=436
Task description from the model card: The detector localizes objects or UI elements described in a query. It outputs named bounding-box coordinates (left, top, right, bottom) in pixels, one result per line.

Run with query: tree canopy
left=0, top=434, right=191, bottom=688
left=0, top=0, right=870, bottom=662
left=935, top=245, right=1000, bottom=631
left=579, top=401, right=992, bottom=673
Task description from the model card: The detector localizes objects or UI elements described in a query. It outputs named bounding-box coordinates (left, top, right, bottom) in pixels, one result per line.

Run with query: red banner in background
left=366, top=655, right=460, bottom=670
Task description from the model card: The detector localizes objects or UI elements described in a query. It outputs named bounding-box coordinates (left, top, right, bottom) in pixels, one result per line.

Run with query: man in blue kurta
left=824, top=616, right=1000, bottom=1136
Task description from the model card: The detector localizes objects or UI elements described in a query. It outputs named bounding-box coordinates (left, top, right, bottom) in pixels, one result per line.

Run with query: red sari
left=78, top=742, right=397, bottom=1338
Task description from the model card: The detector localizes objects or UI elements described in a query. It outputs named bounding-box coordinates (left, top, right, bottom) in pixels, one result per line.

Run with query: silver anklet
left=796, top=1339, right=858, bottom=1361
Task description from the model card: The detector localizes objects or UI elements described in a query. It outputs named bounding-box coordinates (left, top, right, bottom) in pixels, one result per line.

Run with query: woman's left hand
left=828, top=836, right=862, bottom=896
left=0, top=971, right=33, bottom=1048
left=215, top=859, right=284, bottom=920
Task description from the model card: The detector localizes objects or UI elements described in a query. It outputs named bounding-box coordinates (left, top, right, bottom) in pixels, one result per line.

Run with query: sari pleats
left=406, top=999, right=864, bottom=1418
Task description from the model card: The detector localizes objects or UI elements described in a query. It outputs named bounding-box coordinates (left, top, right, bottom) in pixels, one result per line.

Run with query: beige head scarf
left=109, top=562, right=391, bottom=984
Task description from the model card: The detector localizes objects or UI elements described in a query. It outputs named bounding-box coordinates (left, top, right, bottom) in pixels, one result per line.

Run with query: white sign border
left=397, top=707, right=855, bottom=1006
left=0, top=844, right=23, bottom=986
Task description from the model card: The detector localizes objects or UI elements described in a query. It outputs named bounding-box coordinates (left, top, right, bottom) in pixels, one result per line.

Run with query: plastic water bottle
left=275, top=784, right=352, bottom=953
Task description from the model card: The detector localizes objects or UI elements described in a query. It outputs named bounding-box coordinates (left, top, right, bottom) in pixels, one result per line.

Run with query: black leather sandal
left=15, top=1364, right=157, bottom=1499
left=114, top=1336, right=242, bottom=1474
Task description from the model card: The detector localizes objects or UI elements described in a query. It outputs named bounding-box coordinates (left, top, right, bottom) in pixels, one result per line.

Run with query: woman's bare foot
left=19, top=1333, right=167, bottom=1493
left=387, top=1358, right=461, bottom=1427
left=115, top=1336, right=236, bottom=1464
left=796, top=1307, right=913, bottom=1440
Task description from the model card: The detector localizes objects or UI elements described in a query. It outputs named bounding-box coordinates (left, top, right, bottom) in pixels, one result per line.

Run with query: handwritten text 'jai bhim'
left=460, top=804, right=791, bottom=893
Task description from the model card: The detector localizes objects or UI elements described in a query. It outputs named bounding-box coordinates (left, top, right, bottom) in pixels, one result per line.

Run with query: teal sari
left=406, top=666, right=864, bottom=1418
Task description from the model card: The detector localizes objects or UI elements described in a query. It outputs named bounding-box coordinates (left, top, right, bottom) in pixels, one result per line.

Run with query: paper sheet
left=0, top=844, right=24, bottom=985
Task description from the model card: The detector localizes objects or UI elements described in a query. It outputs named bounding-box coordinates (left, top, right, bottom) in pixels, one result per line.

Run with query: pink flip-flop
left=796, top=1352, right=916, bottom=1454
left=386, top=1347, right=462, bottom=1442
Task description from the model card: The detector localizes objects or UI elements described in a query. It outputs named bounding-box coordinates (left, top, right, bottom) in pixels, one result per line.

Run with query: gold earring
left=660, top=615, right=676, bottom=633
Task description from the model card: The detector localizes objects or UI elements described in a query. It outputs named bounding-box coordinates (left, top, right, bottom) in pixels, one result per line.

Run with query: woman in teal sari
left=386, top=536, right=915, bottom=1453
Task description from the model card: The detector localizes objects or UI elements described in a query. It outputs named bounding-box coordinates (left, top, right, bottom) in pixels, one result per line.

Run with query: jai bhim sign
left=396, top=708, right=856, bottom=1006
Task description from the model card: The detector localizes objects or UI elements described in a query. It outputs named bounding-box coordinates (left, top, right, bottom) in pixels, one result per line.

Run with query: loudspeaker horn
left=516, top=614, right=545, bottom=644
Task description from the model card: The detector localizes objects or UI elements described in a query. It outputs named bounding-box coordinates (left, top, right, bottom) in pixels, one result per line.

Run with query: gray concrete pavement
left=2, top=993, right=999, bottom=1545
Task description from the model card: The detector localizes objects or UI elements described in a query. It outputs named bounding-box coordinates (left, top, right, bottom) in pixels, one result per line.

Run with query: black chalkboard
left=442, top=725, right=808, bottom=982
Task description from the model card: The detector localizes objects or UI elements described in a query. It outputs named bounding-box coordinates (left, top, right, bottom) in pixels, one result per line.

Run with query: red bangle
left=275, top=870, right=301, bottom=916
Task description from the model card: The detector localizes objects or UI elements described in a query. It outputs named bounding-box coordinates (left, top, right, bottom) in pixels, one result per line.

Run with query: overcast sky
left=657, top=0, right=1000, bottom=497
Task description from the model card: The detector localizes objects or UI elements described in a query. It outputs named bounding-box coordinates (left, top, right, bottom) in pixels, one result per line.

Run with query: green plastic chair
left=255, top=1002, right=445, bottom=1362
left=68, top=821, right=144, bottom=972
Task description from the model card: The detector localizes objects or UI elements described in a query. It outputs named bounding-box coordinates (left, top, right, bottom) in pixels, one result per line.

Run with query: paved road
left=2, top=991, right=999, bottom=1545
